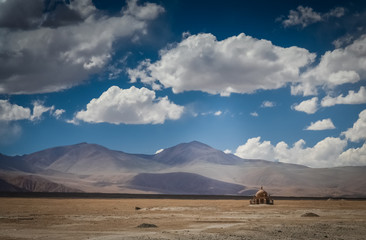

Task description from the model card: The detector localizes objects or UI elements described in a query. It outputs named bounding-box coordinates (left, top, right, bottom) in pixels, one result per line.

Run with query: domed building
left=250, top=186, right=273, bottom=205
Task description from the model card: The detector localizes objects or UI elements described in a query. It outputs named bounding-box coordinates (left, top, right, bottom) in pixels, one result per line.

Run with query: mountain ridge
left=151, top=140, right=246, bottom=166
left=0, top=141, right=365, bottom=197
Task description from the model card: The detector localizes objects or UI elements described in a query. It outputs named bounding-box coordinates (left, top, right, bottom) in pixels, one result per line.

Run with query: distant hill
left=151, top=141, right=244, bottom=166
left=0, top=179, right=24, bottom=192
left=0, top=141, right=365, bottom=197
left=0, top=173, right=81, bottom=192
left=12, top=143, right=164, bottom=174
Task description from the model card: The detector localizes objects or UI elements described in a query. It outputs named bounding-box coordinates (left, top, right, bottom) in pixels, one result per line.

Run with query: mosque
left=250, top=186, right=274, bottom=205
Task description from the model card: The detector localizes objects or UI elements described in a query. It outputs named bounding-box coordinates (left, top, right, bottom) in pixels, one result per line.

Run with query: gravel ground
left=0, top=198, right=365, bottom=239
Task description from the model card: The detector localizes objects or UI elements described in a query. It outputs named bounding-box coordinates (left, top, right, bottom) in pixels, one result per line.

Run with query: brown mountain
left=20, top=143, right=164, bottom=174
left=0, top=172, right=81, bottom=192
left=0, top=141, right=365, bottom=197
left=151, top=141, right=245, bottom=165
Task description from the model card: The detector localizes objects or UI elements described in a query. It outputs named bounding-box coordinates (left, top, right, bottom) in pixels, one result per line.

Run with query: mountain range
left=1, top=141, right=365, bottom=197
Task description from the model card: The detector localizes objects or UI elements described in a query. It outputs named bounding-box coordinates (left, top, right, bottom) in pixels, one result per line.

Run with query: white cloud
left=0, top=0, right=164, bottom=94
left=275, top=137, right=348, bottom=168
left=338, top=143, right=366, bottom=166
left=129, top=32, right=365, bottom=99
left=224, top=149, right=232, bottom=154
left=83, top=54, right=111, bottom=70
left=201, top=110, right=225, bottom=117
left=321, top=87, right=366, bottom=107
left=128, top=33, right=315, bottom=96
left=66, top=118, right=78, bottom=125
left=332, top=34, right=355, bottom=48
left=261, top=101, right=275, bottom=108
left=235, top=137, right=275, bottom=161
left=214, top=110, right=222, bottom=116
left=342, top=109, right=366, bottom=142
left=182, top=31, right=191, bottom=38
left=53, top=109, right=65, bottom=119
left=281, top=6, right=345, bottom=28
left=292, top=35, right=366, bottom=96
left=0, top=99, right=66, bottom=122
left=281, top=6, right=322, bottom=28
left=292, top=97, right=318, bottom=114
left=235, top=109, right=366, bottom=167
left=30, top=101, right=54, bottom=121
left=325, top=7, right=346, bottom=18
left=250, top=112, right=259, bottom=117
left=235, top=136, right=350, bottom=168
left=123, top=0, right=165, bottom=20
left=306, top=118, right=335, bottom=131
left=0, top=99, right=63, bottom=142
left=74, top=86, right=184, bottom=125
left=0, top=100, right=31, bottom=121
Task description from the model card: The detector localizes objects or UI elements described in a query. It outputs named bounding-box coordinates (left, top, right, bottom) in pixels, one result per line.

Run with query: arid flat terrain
left=0, top=198, right=365, bottom=239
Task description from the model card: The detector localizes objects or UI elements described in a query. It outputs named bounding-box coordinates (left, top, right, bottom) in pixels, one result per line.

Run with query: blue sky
left=0, top=0, right=365, bottom=168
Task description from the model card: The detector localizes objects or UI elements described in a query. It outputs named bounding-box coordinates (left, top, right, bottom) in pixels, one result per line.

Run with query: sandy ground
left=0, top=198, right=365, bottom=239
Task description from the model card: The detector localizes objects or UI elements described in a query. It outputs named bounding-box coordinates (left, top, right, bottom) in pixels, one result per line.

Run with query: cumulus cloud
left=261, top=101, right=276, bottom=108
left=235, top=109, right=366, bottom=167
left=73, top=86, right=184, bottom=125
left=274, top=137, right=348, bottom=168
left=306, top=118, right=335, bottom=131
left=250, top=112, right=259, bottom=117
left=292, top=97, right=318, bottom=114
left=235, top=137, right=275, bottom=161
left=123, top=0, right=165, bottom=20
left=224, top=149, right=232, bottom=154
left=342, top=109, right=366, bottom=142
left=0, top=100, right=31, bottom=121
left=0, top=99, right=64, bottom=141
left=235, top=136, right=356, bottom=168
left=321, top=87, right=366, bottom=107
left=129, top=31, right=365, bottom=98
left=128, top=33, right=315, bottom=96
left=338, top=143, right=366, bottom=166
left=281, top=5, right=345, bottom=28
left=0, top=99, right=64, bottom=121
left=292, top=35, right=366, bottom=96
left=0, top=0, right=164, bottom=94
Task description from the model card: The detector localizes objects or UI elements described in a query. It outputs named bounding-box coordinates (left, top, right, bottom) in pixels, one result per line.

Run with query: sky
left=0, top=0, right=365, bottom=168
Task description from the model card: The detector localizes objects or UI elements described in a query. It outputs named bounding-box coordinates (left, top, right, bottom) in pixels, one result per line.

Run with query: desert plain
left=0, top=197, right=365, bottom=240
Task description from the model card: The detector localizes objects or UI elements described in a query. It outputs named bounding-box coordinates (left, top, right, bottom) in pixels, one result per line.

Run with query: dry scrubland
left=0, top=198, right=365, bottom=240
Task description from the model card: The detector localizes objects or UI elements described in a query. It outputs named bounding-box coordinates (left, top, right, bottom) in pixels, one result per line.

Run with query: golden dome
left=255, top=186, right=268, bottom=198
left=250, top=186, right=273, bottom=205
